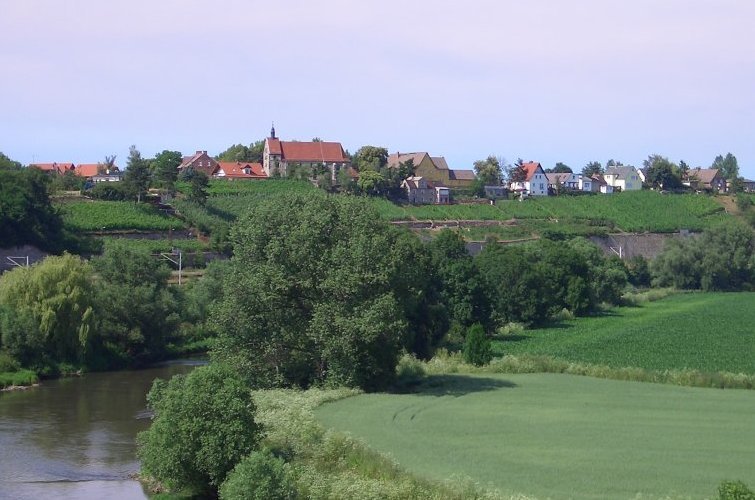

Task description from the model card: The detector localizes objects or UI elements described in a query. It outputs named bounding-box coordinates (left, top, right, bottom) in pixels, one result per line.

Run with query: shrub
left=719, top=480, right=755, bottom=500
left=0, top=351, right=20, bottom=372
left=137, top=364, right=260, bottom=496
left=463, top=324, right=492, bottom=366
left=497, top=322, right=526, bottom=337
left=88, top=182, right=131, bottom=201
left=219, top=448, right=295, bottom=500
left=395, top=353, right=426, bottom=388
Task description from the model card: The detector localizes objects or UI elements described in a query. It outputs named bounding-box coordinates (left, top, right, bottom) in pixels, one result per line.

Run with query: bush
left=463, top=324, right=492, bottom=366
left=719, top=480, right=755, bottom=500
left=219, top=448, right=295, bottom=500
left=0, top=351, right=20, bottom=372
left=138, top=364, right=260, bottom=496
left=88, top=182, right=131, bottom=201
left=395, top=353, right=426, bottom=388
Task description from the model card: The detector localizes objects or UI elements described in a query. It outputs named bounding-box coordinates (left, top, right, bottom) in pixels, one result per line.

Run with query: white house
left=604, top=166, right=642, bottom=191
left=510, top=162, right=548, bottom=196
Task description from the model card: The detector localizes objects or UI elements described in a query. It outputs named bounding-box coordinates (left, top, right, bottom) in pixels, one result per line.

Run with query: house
left=742, top=179, right=755, bottom=192
left=545, top=172, right=580, bottom=191
left=214, top=161, right=266, bottom=180
left=683, top=168, right=726, bottom=192
left=590, top=174, right=614, bottom=194
left=178, top=150, right=219, bottom=177
left=401, top=176, right=449, bottom=204
left=91, top=169, right=123, bottom=183
left=263, top=126, right=350, bottom=181
left=387, top=152, right=476, bottom=188
left=30, top=162, right=76, bottom=175
left=604, top=166, right=642, bottom=191
left=509, top=162, right=548, bottom=196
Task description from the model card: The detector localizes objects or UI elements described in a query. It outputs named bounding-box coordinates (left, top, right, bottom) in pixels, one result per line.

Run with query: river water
left=0, top=360, right=202, bottom=500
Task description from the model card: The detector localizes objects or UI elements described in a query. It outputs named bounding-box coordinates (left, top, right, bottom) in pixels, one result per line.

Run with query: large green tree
left=216, top=140, right=265, bottom=163
left=150, top=150, right=182, bottom=191
left=353, top=146, right=388, bottom=171
left=211, top=193, right=442, bottom=390
left=0, top=152, right=23, bottom=170
left=712, top=153, right=739, bottom=180
left=582, top=161, right=604, bottom=177
left=473, top=156, right=502, bottom=185
left=0, top=254, right=96, bottom=371
left=123, top=145, right=151, bottom=202
left=643, top=154, right=681, bottom=189
left=138, top=364, right=260, bottom=496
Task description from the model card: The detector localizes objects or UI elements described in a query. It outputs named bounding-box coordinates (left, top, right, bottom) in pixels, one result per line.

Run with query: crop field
left=317, top=373, right=755, bottom=499
left=99, top=237, right=208, bottom=254
left=370, top=191, right=726, bottom=232
left=59, top=201, right=185, bottom=232
left=494, top=292, right=755, bottom=374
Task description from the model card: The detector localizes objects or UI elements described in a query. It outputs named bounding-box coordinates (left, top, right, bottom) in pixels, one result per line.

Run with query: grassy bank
left=0, top=369, right=39, bottom=390
left=493, top=292, right=755, bottom=375
left=316, top=373, right=755, bottom=499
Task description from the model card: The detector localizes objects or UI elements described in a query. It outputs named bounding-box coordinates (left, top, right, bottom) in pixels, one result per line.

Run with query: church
left=262, top=125, right=351, bottom=182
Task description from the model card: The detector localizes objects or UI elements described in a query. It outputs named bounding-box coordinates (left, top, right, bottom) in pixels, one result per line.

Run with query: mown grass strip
left=0, top=369, right=39, bottom=390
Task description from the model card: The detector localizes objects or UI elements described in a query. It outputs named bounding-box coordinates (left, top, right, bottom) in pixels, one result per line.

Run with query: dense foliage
left=211, top=194, right=445, bottom=391
left=0, top=255, right=96, bottom=374
left=0, top=168, right=67, bottom=251
left=219, top=448, right=295, bottom=500
left=60, top=201, right=184, bottom=231
left=652, top=225, right=755, bottom=291
left=138, top=364, right=260, bottom=496
left=462, top=323, right=492, bottom=366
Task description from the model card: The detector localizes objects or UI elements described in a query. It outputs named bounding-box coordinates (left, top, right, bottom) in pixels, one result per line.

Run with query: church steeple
left=270, top=123, right=276, bottom=139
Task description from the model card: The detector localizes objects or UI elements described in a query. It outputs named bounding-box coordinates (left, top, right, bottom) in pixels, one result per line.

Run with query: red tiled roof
left=76, top=164, right=101, bottom=177
left=279, top=141, right=347, bottom=163
left=267, top=138, right=282, bottom=155
left=216, top=161, right=266, bottom=178
left=521, top=162, right=543, bottom=181
left=31, top=162, right=76, bottom=174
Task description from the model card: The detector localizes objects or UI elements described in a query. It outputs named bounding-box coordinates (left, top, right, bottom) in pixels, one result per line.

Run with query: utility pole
left=160, top=248, right=182, bottom=285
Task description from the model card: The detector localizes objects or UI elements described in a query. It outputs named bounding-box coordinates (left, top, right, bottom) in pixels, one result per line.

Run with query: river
left=0, top=360, right=202, bottom=500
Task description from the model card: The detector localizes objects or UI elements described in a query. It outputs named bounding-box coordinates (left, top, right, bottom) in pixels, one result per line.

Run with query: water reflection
left=0, top=362, right=197, bottom=500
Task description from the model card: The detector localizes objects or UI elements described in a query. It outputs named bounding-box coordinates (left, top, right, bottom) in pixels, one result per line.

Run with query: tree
left=0, top=255, right=96, bottom=371
left=211, top=194, right=441, bottom=390
left=137, top=364, right=260, bottom=496
left=0, top=168, right=66, bottom=251
left=463, top=323, right=492, bottom=366
left=356, top=169, right=387, bottom=195
left=97, top=154, right=117, bottom=174
left=508, top=163, right=527, bottom=183
left=606, top=159, right=624, bottom=167
left=712, top=153, right=739, bottom=180
left=188, top=170, right=209, bottom=205
left=582, top=161, right=604, bottom=177
left=150, top=150, right=182, bottom=191
left=220, top=448, right=295, bottom=500
left=552, top=162, right=572, bottom=173
left=123, top=145, right=151, bottom=202
left=643, top=155, right=681, bottom=189
left=353, top=146, right=388, bottom=172
left=0, top=152, right=23, bottom=170
left=473, top=156, right=502, bottom=185
left=91, top=241, right=179, bottom=366
left=216, top=140, right=264, bottom=163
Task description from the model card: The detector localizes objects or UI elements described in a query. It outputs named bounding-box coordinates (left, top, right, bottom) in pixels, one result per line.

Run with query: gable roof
left=266, top=138, right=282, bottom=155
left=75, top=164, right=101, bottom=177
left=449, top=169, right=476, bottom=180
left=216, top=161, right=266, bottom=178
left=545, top=172, right=572, bottom=184
left=278, top=141, right=348, bottom=163
left=521, top=162, right=544, bottom=181
left=605, top=166, right=637, bottom=179
left=431, top=156, right=450, bottom=170
left=686, top=168, right=722, bottom=185
left=31, top=162, right=76, bottom=174
left=387, top=152, right=430, bottom=169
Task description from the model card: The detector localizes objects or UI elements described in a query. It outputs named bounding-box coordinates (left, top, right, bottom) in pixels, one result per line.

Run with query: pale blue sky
left=2, top=0, right=754, bottom=178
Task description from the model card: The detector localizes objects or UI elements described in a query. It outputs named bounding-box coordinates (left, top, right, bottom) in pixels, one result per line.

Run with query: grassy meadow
left=494, top=292, right=755, bottom=375
left=317, top=373, right=755, bottom=499
left=59, top=201, right=185, bottom=232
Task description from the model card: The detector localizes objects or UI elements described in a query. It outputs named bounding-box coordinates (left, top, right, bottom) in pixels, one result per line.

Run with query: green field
left=99, top=237, right=209, bottom=254
left=59, top=201, right=185, bottom=231
left=317, top=373, right=755, bottom=499
left=370, top=191, right=727, bottom=232
left=494, top=292, right=755, bottom=374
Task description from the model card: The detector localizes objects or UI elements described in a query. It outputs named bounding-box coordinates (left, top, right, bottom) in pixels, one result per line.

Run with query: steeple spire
left=270, top=122, right=276, bottom=139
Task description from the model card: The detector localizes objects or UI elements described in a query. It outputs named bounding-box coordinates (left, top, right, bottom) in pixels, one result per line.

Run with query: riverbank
left=0, top=369, right=39, bottom=391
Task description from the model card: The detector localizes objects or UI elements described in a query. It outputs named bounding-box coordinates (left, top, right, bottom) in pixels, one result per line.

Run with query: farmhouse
left=604, top=166, right=642, bottom=191
left=510, top=162, right=548, bottom=196
left=214, top=161, right=266, bottom=180
left=387, top=152, right=476, bottom=188
left=263, top=126, right=350, bottom=181
left=178, top=150, right=219, bottom=177
left=683, top=168, right=726, bottom=192
left=401, top=176, right=450, bottom=205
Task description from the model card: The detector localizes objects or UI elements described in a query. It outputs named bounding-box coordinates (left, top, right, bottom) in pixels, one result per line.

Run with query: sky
left=2, top=0, right=754, bottom=178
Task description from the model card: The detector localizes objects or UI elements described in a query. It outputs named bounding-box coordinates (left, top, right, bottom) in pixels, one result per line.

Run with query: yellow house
left=387, top=152, right=475, bottom=188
